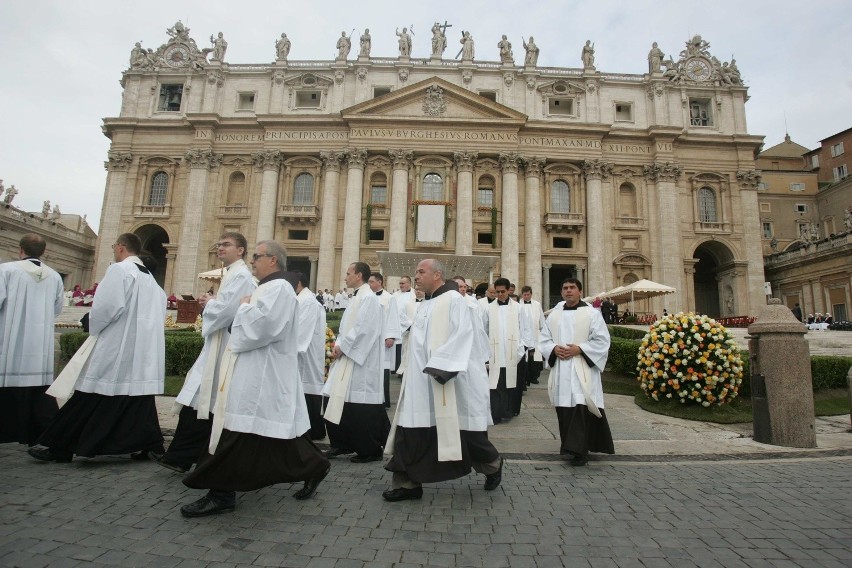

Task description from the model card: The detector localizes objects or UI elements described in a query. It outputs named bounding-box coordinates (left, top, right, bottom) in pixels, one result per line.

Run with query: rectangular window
left=477, top=232, right=493, bottom=245
left=830, top=142, right=845, bottom=157
left=295, top=90, right=321, bottom=108
left=477, top=188, right=493, bottom=208
left=794, top=203, right=808, bottom=213
left=368, top=229, right=385, bottom=242
left=789, top=183, right=805, bottom=191
left=688, top=98, right=712, bottom=126
left=553, top=237, right=573, bottom=249
left=373, top=87, right=392, bottom=98
left=237, top=92, right=256, bottom=111
left=759, top=202, right=771, bottom=212
left=158, top=84, right=183, bottom=112
left=614, top=102, right=633, bottom=122
left=762, top=222, right=773, bottom=238
left=478, top=91, right=497, bottom=102
left=757, top=182, right=769, bottom=190
left=370, top=186, right=387, bottom=205
left=832, top=164, right=848, bottom=181
left=811, top=155, right=820, bottom=168
left=548, top=97, right=574, bottom=116
left=288, top=230, right=309, bottom=241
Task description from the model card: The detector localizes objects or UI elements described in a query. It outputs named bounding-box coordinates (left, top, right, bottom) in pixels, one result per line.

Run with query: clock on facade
left=164, top=45, right=191, bottom=68
left=684, top=58, right=711, bottom=81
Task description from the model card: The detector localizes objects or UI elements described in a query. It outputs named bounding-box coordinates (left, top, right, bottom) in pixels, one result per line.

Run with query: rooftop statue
left=336, top=31, right=352, bottom=60
left=276, top=33, right=291, bottom=60
left=522, top=36, right=539, bottom=66
left=359, top=28, right=371, bottom=57
left=648, top=42, right=664, bottom=73
left=497, top=35, right=513, bottom=64
left=431, top=22, right=447, bottom=58
left=42, top=200, right=50, bottom=219
left=209, top=32, right=228, bottom=62
left=396, top=27, right=412, bottom=57
left=458, top=31, right=475, bottom=61
left=3, top=184, right=15, bottom=205
left=581, top=40, right=595, bottom=68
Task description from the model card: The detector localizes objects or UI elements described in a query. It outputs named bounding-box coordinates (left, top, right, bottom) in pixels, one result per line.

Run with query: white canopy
left=198, top=268, right=225, bottom=281
left=608, top=279, right=676, bottom=302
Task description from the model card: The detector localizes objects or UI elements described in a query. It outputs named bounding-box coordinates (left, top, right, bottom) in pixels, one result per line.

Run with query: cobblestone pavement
left=1, top=444, right=851, bottom=568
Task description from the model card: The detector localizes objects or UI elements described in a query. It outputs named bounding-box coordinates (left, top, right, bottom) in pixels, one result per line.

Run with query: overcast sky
left=1, top=0, right=849, bottom=232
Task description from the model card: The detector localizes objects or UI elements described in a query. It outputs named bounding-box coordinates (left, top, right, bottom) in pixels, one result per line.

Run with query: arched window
left=370, top=173, right=387, bottom=205
left=618, top=183, right=637, bottom=217
left=698, top=187, right=717, bottom=222
left=149, top=172, right=168, bottom=206
left=293, top=173, right=314, bottom=205
left=422, top=173, right=443, bottom=201
left=477, top=175, right=494, bottom=207
left=551, top=180, right=570, bottom=213
left=227, top=172, right=246, bottom=206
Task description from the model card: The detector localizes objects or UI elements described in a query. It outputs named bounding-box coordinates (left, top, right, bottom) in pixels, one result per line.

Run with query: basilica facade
left=97, top=23, right=765, bottom=314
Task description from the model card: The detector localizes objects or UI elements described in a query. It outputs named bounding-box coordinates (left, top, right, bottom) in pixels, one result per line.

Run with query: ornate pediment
left=660, top=35, right=743, bottom=87
left=342, top=77, right=527, bottom=122
left=282, top=73, right=334, bottom=89
left=536, top=80, right=586, bottom=97
left=127, top=21, right=210, bottom=73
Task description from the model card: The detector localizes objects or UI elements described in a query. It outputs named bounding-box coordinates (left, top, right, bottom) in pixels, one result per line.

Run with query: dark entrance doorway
left=134, top=224, right=169, bottom=288
left=547, top=264, right=576, bottom=309
left=692, top=241, right=734, bottom=318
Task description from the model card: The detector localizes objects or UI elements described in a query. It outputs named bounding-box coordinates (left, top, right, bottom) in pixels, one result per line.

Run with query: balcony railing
left=694, top=221, right=731, bottom=233
left=217, top=205, right=249, bottom=217
left=544, top=212, right=585, bottom=233
left=134, top=204, right=171, bottom=217
left=278, top=204, right=319, bottom=224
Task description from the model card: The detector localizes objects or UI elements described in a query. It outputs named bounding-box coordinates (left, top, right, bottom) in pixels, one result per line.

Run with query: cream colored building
left=96, top=23, right=766, bottom=315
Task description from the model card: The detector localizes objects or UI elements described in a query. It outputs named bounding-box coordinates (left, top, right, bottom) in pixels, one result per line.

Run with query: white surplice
left=521, top=299, right=545, bottom=362
left=222, top=277, right=310, bottom=440
left=481, top=299, right=533, bottom=388
left=322, top=283, right=383, bottom=405
left=0, top=259, right=64, bottom=387
left=175, top=260, right=255, bottom=410
left=296, top=286, right=327, bottom=396
left=76, top=258, right=167, bottom=396
left=377, top=290, right=402, bottom=370
left=538, top=302, right=610, bottom=409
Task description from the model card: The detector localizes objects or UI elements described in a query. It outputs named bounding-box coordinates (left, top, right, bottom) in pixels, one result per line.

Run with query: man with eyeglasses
left=153, top=232, right=255, bottom=473
left=181, top=240, right=330, bottom=517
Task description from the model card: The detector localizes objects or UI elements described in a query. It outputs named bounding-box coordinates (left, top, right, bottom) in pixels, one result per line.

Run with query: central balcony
left=544, top=212, right=584, bottom=233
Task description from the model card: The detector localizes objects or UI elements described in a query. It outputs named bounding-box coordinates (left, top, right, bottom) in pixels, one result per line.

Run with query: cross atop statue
left=439, top=21, right=452, bottom=35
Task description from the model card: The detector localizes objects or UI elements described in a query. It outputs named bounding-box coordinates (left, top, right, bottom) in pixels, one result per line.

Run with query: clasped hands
left=554, top=343, right=581, bottom=360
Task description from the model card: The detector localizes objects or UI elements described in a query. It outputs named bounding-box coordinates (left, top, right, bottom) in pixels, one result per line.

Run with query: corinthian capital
left=522, top=156, right=546, bottom=177
left=642, top=161, right=682, bottom=182
left=582, top=159, right=614, bottom=180
left=345, top=148, right=368, bottom=169
left=736, top=169, right=762, bottom=190
left=499, top=152, right=522, bottom=174
left=319, top=150, right=345, bottom=173
left=389, top=149, right=414, bottom=170
left=453, top=151, right=478, bottom=172
left=251, top=150, right=283, bottom=171
left=185, top=148, right=223, bottom=169
left=104, top=151, right=132, bottom=171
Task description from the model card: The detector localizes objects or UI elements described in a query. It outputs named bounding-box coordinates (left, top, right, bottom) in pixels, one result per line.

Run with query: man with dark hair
left=181, top=240, right=330, bottom=517
left=0, top=233, right=64, bottom=445
left=323, top=262, right=390, bottom=462
left=154, top=232, right=255, bottom=473
left=369, top=272, right=401, bottom=409
left=519, top=285, right=545, bottom=389
left=383, top=259, right=502, bottom=501
left=294, top=271, right=328, bottom=440
left=539, top=278, right=613, bottom=466
left=31, top=233, right=167, bottom=463
left=392, top=275, right=414, bottom=372
left=482, top=278, right=532, bottom=423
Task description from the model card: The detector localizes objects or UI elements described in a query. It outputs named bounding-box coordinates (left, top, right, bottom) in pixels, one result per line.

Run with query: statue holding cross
left=431, top=21, right=450, bottom=58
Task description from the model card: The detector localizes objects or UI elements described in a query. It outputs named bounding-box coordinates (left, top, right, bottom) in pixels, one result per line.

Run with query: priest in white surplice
left=392, top=275, right=414, bottom=373
left=482, top=278, right=533, bottom=423
left=294, top=272, right=327, bottom=440
left=30, top=233, right=166, bottom=463
left=383, top=260, right=502, bottom=501
left=369, top=272, right=402, bottom=409
left=322, top=262, right=390, bottom=463
left=181, top=241, right=330, bottom=517
left=539, top=277, right=614, bottom=466
left=516, top=285, right=546, bottom=415
left=0, top=234, right=64, bottom=446
left=155, top=232, right=255, bottom=473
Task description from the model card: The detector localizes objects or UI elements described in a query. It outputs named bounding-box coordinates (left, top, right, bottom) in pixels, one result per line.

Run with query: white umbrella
left=609, top=279, right=676, bottom=313
left=581, top=291, right=609, bottom=302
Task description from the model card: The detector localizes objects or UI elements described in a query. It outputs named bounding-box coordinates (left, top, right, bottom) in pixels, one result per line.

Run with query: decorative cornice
left=642, top=161, right=682, bottom=182
left=185, top=148, right=223, bottom=169
left=104, top=151, right=132, bottom=171
left=498, top=152, right=522, bottom=174
left=251, top=150, right=283, bottom=171
left=522, top=156, right=546, bottom=177
left=319, top=150, right=345, bottom=173
left=736, top=169, right=762, bottom=190
left=582, top=159, right=614, bottom=180
left=453, top=151, right=479, bottom=172
left=345, top=148, right=368, bottom=169
left=389, top=149, right=414, bottom=170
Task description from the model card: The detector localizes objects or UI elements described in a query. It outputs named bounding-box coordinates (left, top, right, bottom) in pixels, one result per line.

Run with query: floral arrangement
left=324, top=326, right=336, bottom=378
left=192, top=314, right=203, bottom=333
left=164, top=314, right=180, bottom=328
left=636, top=312, right=744, bottom=406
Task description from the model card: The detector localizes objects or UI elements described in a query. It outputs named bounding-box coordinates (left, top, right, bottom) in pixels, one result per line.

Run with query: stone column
left=316, top=151, right=345, bottom=291
left=643, top=161, right=683, bottom=309
left=523, top=157, right=545, bottom=300
left=499, top=153, right=521, bottom=283
left=252, top=150, right=283, bottom=242
left=453, top=151, right=478, bottom=256
left=542, top=263, right=551, bottom=309
left=737, top=169, right=769, bottom=315
left=309, top=256, right=318, bottom=291
left=339, top=149, right=368, bottom=284
left=94, top=151, right=132, bottom=280
left=174, top=148, right=223, bottom=295
left=576, top=266, right=586, bottom=287
left=388, top=150, right=413, bottom=253
left=582, top=159, right=613, bottom=296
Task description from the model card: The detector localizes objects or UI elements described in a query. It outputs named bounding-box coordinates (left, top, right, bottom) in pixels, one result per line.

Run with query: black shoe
left=293, top=466, right=330, bottom=500
left=148, top=449, right=165, bottom=461
left=569, top=455, right=589, bottom=467
left=130, top=451, right=151, bottom=461
left=350, top=453, right=383, bottom=463
left=382, top=487, right=423, bottom=502
left=152, top=453, right=191, bottom=474
left=27, top=447, right=72, bottom=463
left=484, top=458, right=503, bottom=491
left=324, top=448, right=353, bottom=458
left=180, top=495, right=235, bottom=518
